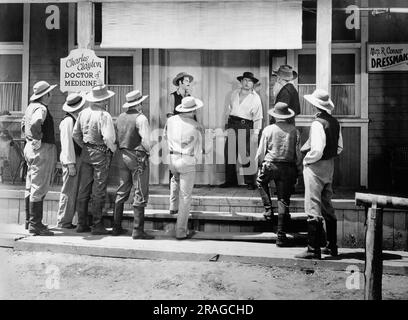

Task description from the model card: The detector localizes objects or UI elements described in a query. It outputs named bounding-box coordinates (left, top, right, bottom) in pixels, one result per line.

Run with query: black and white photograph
left=0, top=0, right=407, bottom=306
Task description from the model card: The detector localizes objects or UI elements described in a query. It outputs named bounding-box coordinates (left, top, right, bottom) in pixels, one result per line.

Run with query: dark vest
left=171, top=91, right=186, bottom=115
left=41, top=104, right=56, bottom=144
left=117, top=109, right=142, bottom=150
left=62, top=113, right=82, bottom=156
left=275, top=83, right=301, bottom=116
left=314, top=111, right=340, bottom=160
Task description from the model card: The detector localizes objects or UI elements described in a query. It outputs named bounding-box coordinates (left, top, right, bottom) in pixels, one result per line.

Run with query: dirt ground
left=0, top=248, right=407, bottom=300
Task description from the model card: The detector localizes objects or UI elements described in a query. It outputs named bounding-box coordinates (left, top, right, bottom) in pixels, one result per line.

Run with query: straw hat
left=122, top=90, right=148, bottom=108
left=172, top=72, right=194, bottom=86
left=303, top=89, right=335, bottom=113
left=30, top=81, right=58, bottom=102
left=272, top=65, right=298, bottom=81
left=175, top=96, right=203, bottom=113
left=268, top=102, right=295, bottom=119
left=62, top=92, right=86, bottom=112
left=85, top=84, right=115, bottom=103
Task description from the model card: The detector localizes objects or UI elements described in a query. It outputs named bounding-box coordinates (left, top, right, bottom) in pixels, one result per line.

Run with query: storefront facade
left=1, top=0, right=407, bottom=191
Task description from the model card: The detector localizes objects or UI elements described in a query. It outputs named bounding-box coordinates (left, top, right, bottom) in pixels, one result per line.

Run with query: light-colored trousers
left=169, top=155, right=196, bottom=238
left=24, top=141, right=57, bottom=202
left=303, top=158, right=337, bottom=222
left=56, top=156, right=81, bottom=227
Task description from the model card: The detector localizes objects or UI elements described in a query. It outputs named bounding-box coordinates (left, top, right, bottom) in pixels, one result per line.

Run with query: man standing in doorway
left=271, top=65, right=300, bottom=124
left=73, top=84, right=117, bottom=235
left=22, top=80, right=58, bottom=236
left=295, top=89, right=343, bottom=260
left=113, top=90, right=154, bottom=239
left=221, top=71, right=263, bottom=190
left=56, top=92, right=86, bottom=229
left=167, top=72, right=194, bottom=118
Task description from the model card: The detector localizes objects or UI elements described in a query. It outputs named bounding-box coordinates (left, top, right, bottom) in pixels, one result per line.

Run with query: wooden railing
left=298, top=84, right=355, bottom=116
left=0, top=82, right=22, bottom=112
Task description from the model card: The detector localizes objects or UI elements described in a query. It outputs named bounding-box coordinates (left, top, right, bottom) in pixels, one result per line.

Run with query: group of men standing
left=22, top=64, right=343, bottom=260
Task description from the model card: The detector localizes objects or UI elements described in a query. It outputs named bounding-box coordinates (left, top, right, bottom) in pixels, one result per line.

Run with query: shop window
left=297, top=53, right=357, bottom=116
left=302, top=0, right=358, bottom=42
left=0, top=4, right=23, bottom=42
left=0, top=55, right=22, bottom=112
left=99, top=56, right=133, bottom=117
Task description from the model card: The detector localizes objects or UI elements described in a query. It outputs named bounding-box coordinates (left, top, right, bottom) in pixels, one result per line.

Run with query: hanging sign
left=60, top=48, right=105, bottom=92
left=368, top=43, right=408, bottom=72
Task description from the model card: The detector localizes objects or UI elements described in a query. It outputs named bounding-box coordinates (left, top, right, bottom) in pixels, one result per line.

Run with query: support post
left=364, top=202, right=383, bottom=300
left=77, top=1, right=93, bottom=49
left=316, top=0, right=332, bottom=93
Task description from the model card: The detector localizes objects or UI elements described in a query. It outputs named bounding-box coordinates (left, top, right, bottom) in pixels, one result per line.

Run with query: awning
left=101, top=1, right=302, bottom=50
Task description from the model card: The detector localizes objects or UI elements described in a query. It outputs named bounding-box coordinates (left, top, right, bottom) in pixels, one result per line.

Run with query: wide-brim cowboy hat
left=30, top=81, right=58, bottom=101
left=62, top=92, right=86, bottom=112
left=268, top=102, right=295, bottom=119
left=85, top=84, right=115, bottom=102
left=122, top=90, right=149, bottom=108
left=272, top=65, right=298, bottom=81
left=304, top=88, right=335, bottom=113
left=237, top=71, right=259, bottom=84
left=172, top=72, right=194, bottom=86
left=175, top=96, right=203, bottom=113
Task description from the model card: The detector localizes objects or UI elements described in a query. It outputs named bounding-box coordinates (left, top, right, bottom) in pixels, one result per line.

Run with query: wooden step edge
left=104, top=209, right=308, bottom=221
left=144, top=230, right=308, bottom=242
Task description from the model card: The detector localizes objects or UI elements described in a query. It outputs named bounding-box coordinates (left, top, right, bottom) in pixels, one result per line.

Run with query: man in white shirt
left=113, top=90, right=154, bottom=239
left=164, top=96, right=206, bottom=239
left=56, top=92, right=86, bottom=229
left=221, top=72, right=263, bottom=190
left=73, top=84, right=117, bottom=235
left=295, top=89, right=343, bottom=260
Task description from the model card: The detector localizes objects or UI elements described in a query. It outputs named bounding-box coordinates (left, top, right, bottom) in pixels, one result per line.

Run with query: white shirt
left=135, top=113, right=151, bottom=152
left=227, top=89, right=263, bottom=134
left=59, top=116, right=77, bottom=165
left=303, top=121, right=344, bottom=165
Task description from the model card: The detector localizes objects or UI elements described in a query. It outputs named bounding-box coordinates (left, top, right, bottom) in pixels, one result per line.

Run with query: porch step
left=105, top=208, right=309, bottom=221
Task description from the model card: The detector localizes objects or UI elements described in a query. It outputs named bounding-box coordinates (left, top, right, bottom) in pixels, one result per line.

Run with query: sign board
left=60, top=49, right=105, bottom=92
left=367, top=43, right=408, bottom=72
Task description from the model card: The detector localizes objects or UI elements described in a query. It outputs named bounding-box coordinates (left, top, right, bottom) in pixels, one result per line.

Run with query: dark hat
left=272, top=65, right=298, bottom=81
left=237, top=71, right=259, bottom=84
left=268, top=102, right=295, bottom=119
left=172, top=72, right=194, bottom=86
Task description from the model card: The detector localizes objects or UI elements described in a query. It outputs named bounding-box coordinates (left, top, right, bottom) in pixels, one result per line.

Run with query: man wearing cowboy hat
left=73, top=83, right=117, bottom=235
left=167, top=72, right=194, bottom=118
left=21, top=80, right=58, bottom=236
left=271, top=65, right=300, bottom=125
left=255, top=102, right=302, bottom=247
left=164, top=96, right=208, bottom=239
left=295, top=89, right=343, bottom=260
left=221, top=71, right=263, bottom=190
left=113, top=90, right=154, bottom=239
left=55, top=92, right=87, bottom=229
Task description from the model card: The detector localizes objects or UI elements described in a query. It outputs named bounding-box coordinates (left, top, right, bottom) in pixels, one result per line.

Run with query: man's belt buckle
left=241, top=119, right=246, bottom=124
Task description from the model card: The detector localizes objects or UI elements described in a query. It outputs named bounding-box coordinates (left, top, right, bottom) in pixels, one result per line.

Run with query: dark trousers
left=256, top=161, right=297, bottom=217
left=224, top=116, right=256, bottom=186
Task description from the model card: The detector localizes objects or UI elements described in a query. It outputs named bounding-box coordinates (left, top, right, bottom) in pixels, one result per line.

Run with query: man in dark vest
left=295, top=89, right=343, bottom=260
left=73, top=84, right=117, bottom=235
left=55, top=92, right=86, bottom=229
left=22, top=80, right=58, bottom=236
left=271, top=65, right=300, bottom=125
left=113, top=90, right=154, bottom=239
left=167, top=72, right=193, bottom=118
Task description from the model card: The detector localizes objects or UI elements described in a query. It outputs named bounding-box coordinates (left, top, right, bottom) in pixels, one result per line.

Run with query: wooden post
left=77, top=1, right=93, bottom=49
left=316, top=0, right=332, bottom=93
left=364, top=202, right=383, bottom=300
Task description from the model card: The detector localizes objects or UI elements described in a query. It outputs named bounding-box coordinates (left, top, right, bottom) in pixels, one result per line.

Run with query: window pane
left=0, top=55, right=22, bottom=112
left=298, top=54, right=316, bottom=84
left=0, top=4, right=23, bottom=42
left=302, top=1, right=316, bottom=42
left=332, top=54, right=355, bottom=84
left=94, top=2, right=102, bottom=45
left=108, top=57, right=133, bottom=85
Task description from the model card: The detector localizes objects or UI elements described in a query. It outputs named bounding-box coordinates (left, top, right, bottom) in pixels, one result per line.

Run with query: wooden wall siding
left=29, top=4, right=69, bottom=143
left=298, top=126, right=361, bottom=188
left=368, top=73, right=408, bottom=190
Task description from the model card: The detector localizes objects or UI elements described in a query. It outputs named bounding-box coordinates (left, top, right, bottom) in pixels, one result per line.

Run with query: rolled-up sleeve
left=30, top=106, right=47, bottom=140
left=100, top=111, right=117, bottom=152
left=59, top=117, right=76, bottom=165
left=136, top=115, right=151, bottom=153
left=303, top=121, right=325, bottom=165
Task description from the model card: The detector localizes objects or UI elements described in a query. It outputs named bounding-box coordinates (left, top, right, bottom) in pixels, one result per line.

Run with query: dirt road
left=0, top=248, right=407, bottom=300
